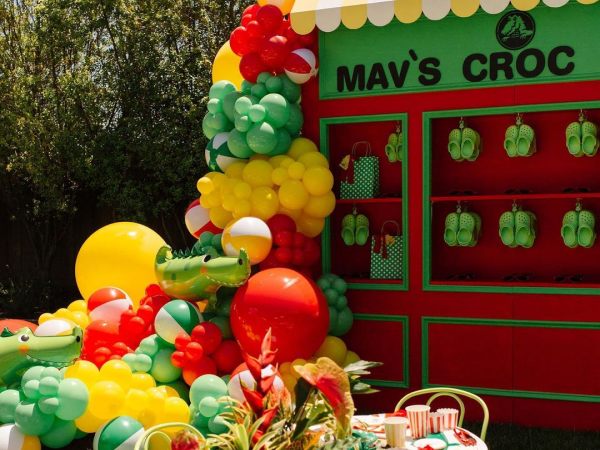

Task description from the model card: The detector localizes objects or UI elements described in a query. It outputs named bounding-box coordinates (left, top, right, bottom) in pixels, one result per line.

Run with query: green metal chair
left=133, top=423, right=203, bottom=450
left=395, top=387, right=489, bottom=442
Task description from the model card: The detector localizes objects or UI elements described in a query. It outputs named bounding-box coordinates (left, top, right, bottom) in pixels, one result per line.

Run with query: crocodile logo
left=496, top=11, right=535, bottom=50
left=0, top=326, right=83, bottom=388
left=155, top=245, right=250, bottom=311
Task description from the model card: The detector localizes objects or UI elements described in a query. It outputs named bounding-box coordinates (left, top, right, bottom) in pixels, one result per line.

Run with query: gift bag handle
left=380, top=220, right=401, bottom=236
left=351, top=141, right=372, bottom=157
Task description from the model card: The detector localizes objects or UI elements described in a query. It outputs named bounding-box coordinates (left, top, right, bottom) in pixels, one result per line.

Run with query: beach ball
left=285, top=49, right=319, bottom=85
left=206, top=132, right=247, bottom=173
left=185, top=199, right=221, bottom=239
left=93, top=416, right=145, bottom=450
left=227, top=363, right=284, bottom=403
left=34, top=319, right=76, bottom=337
left=155, top=300, right=203, bottom=344
left=87, top=287, right=133, bottom=324
left=0, top=424, right=41, bottom=450
left=221, top=217, right=272, bottom=265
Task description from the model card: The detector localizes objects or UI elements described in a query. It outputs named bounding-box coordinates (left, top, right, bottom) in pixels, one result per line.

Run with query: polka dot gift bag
left=370, top=221, right=403, bottom=280
left=340, top=141, right=380, bottom=200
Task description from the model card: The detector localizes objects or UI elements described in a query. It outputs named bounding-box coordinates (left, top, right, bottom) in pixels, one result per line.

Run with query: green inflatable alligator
left=155, top=245, right=250, bottom=310
left=0, top=326, right=83, bottom=388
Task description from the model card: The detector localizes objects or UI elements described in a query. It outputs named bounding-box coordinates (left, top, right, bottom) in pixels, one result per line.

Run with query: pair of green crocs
left=448, top=126, right=481, bottom=162
left=566, top=120, right=598, bottom=157
left=385, top=130, right=403, bottom=163
left=499, top=206, right=537, bottom=248
left=561, top=207, right=596, bottom=248
left=504, top=123, right=536, bottom=157
left=341, top=208, right=369, bottom=246
left=444, top=209, right=481, bottom=247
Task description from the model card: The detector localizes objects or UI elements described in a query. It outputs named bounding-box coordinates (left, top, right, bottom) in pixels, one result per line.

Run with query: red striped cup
left=406, top=405, right=430, bottom=439
left=437, top=408, right=459, bottom=431
left=428, top=412, right=443, bottom=434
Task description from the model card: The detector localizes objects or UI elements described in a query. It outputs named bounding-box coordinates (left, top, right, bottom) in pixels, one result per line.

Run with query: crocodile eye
left=202, top=255, right=211, bottom=263
left=19, top=335, right=29, bottom=342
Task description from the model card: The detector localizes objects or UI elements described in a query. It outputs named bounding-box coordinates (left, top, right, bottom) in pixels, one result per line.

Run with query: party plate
left=413, top=438, right=447, bottom=449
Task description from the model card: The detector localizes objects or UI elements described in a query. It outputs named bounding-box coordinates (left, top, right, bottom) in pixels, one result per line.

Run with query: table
left=352, top=415, right=488, bottom=450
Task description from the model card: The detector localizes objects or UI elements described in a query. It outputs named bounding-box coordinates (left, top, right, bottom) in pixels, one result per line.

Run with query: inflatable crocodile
left=0, top=326, right=83, bottom=388
left=155, top=245, right=250, bottom=310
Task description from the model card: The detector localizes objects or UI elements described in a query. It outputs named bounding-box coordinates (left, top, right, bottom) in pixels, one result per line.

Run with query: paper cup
left=428, top=412, right=443, bottom=434
left=383, top=417, right=409, bottom=448
left=437, top=408, right=459, bottom=431
left=406, top=405, right=430, bottom=439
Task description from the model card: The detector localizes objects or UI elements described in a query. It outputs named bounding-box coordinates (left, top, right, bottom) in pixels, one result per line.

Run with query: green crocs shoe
left=517, top=124, right=536, bottom=157
left=461, top=127, right=481, bottom=161
left=521, top=211, right=537, bottom=249
left=355, top=214, right=370, bottom=246
left=561, top=210, right=579, bottom=248
left=499, top=211, right=516, bottom=247
left=448, top=129, right=463, bottom=161
left=467, top=212, right=482, bottom=247
left=582, top=121, right=599, bottom=157
left=515, top=210, right=533, bottom=246
left=504, top=125, right=519, bottom=157
left=457, top=212, right=478, bottom=246
left=385, top=133, right=398, bottom=163
left=396, top=132, right=403, bottom=162
left=566, top=122, right=583, bottom=157
left=341, top=213, right=356, bottom=246
left=444, top=212, right=459, bottom=246
left=578, top=210, right=596, bottom=248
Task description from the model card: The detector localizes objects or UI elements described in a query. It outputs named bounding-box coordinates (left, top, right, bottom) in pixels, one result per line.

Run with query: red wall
left=301, top=64, right=600, bottom=429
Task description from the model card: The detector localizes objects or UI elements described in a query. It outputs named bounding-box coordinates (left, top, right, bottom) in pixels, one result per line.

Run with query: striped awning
left=290, top=0, right=599, bottom=34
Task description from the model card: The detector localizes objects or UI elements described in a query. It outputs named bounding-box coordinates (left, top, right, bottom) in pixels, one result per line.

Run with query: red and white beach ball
left=227, top=363, right=285, bottom=403
left=284, top=49, right=319, bottom=85
left=87, top=287, right=133, bottom=324
left=185, top=199, right=221, bottom=239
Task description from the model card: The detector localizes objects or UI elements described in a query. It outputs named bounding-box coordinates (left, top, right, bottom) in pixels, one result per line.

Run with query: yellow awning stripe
left=290, top=0, right=599, bottom=34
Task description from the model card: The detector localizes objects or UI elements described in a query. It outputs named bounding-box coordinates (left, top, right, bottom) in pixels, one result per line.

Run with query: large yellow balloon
left=303, top=191, right=336, bottom=219
left=75, top=409, right=106, bottom=433
left=212, top=41, right=243, bottom=90
left=297, top=214, right=325, bottom=238
left=314, top=336, right=348, bottom=367
left=75, top=222, right=166, bottom=307
left=258, top=0, right=295, bottom=15
left=64, top=360, right=99, bottom=390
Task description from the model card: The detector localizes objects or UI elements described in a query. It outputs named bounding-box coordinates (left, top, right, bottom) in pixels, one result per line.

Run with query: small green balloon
left=74, top=429, right=88, bottom=439
left=40, top=418, right=77, bottom=449
left=209, top=80, right=237, bottom=100
left=39, top=377, right=60, bottom=397
left=334, top=307, right=354, bottom=336
left=265, top=76, right=283, bottom=93
left=247, top=121, right=278, bottom=154
left=248, top=104, right=267, bottom=123
left=209, top=112, right=229, bottom=131
left=335, top=295, right=348, bottom=311
left=23, top=380, right=41, bottom=400
left=202, top=114, right=219, bottom=140
left=139, top=335, right=160, bottom=357
left=241, top=80, right=254, bottom=95
left=257, top=72, right=271, bottom=84
left=211, top=234, right=223, bottom=253
left=41, top=367, right=62, bottom=382
left=22, top=366, right=45, bottom=387
left=38, top=396, right=59, bottom=415
left=202, top=313, right=217, bottom=322
left=199, top=397, right=219, bottom=417
left=216, top=297, right=233, bottom=317
left=316, top=277, right=332, bottom=291
left=207, top=98, right=223, bottom=114
left=267, top=128, right=292, bottom=157
left=260, top=94, right=291, bottom=128
left=220, top=374, right=231, bottom=385
left=332, top=278, right=348, bottom=294
left=251, top=83, right=268, bottom=99
left=324, top=288, right=339, bottom=305
left=150, top=348, right=182, bottom=383
left=278, top=74, right=301, bottom=103
left=227, top=129, right=254, bottom=158
left=217, top=287, right=238, bottom=301
left=134, top=354, right=153, bottom=373
left=210, top=316, right=233, bottom=340
left=200, top=231, right=214, bottom=247
left=222, top=91, right=244, bottom=122
left=14, top=400, right=55, bottom=436
left=56, top=378, right=89, bottom=421
left=328, top=307, right=339, bottom=334
left=284, top=103, right=304, bottom=135
left=208, top=415, right=229, bottom=434
left=235, top=115, right=252, bottom=133
left=234, top=96, right=254, bottom=115
left=190, top=375, right=228, bottom=407
left=0, top=389, right=22, bottom=423
left=121, top=353, right=136, bottom=369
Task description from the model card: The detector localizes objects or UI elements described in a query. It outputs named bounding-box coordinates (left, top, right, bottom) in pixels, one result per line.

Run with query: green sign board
left=319, top=2, right=600, bottom=99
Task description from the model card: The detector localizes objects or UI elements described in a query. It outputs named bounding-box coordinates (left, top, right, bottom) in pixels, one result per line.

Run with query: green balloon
left=40, top=418, right=77, bottom=449
left=241, top=80, right=254, bottom=95
left=260, top=94, right=291, bottom=128
left=41, top=367, right=62, bottom=382
left=248, top=104, right=267, bottom=123
left=209, top=112, right=229, bottom=131
left=324, top=288, right=339, bottom=305
left=284, top=103, right=304, bottom=135
left=235, top=115, right=252, bottom=133
left=133, top=354, right=153, bottom=373
left=200, top=231, right=214, bottom=247
left=220, top=374, right=231, bottom=385
left=207, top=98, right=223, bottom=114
left=202, top=114, right=219, bottom=139
left=268, top=128, right=292, bottom=156
left=316, top=277, right=332, bottom=291
left=216, top=297, right=233, bottom=317
left=208, top=415, right=229, bottom=434
left=324, top=273, right=338, bottom=282
left=190, top=375, right=228, bottom=407
left=15, top=400, right=55, bottom=436
left=23, top=380, right=41, bottom=400
left=278, top=74, right=301, bottom=103
left=209, top=80, right=237, bottom=100
left=332, top=278, right=348, bottom=294
left=202, top=313, right=217, bottom=322
left=217, top=287, right=237, bottom=301
left=159, top=380, right=190, bottom=403
left=38, top=396, right=59, bottom=415
left=247, top=121, right=278, bottom=154
left=139, top=335, right=160, bottom=357
left=335, top=295, right=348, bottom=311
left=211, top=234, right=224, bottom=253
left=56, top=378, right=89, bottom=421
left=0, top=389, right=22, bottom=423
left=210, top=316, right=233, bottom=340
left=150, top=348, right=182, bottom=383
left=234, top=96, right=254, bottom=115
left=265, top=76, right=283, bottom=93
left=228, top=129, right=254, bottom=158
left=328, top=307, right=339, bottom=334
left=199, top=397, right=219, bottom=417
left=22, top=366, right=44, bottom=387
left=334, top=307, right=354, bottom=336
left=121, top=353, right=136, bottom=368
left=257, top=72, right=271, bottom=84
left=251, top=83, right=268, bottom=99
left=222, top=91, right=244, bottom=122
left=74, top=429, right=88, bottom=439
left=39, top=377, right=60, bottom=397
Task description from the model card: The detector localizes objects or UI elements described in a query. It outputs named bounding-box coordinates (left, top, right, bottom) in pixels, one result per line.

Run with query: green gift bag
left=370, top=221, right=403, bottom=280
left=340, top=141, right=380, bottom=199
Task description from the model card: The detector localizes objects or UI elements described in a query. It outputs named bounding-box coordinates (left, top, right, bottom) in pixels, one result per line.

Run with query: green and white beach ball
left=93, top=416, right=144, bottom=450
left=154, top=300, right=203, bottom=344
left=205, top=132, right=247, bottom=173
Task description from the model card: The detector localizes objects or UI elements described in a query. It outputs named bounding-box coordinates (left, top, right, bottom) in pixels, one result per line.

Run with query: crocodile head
left=203, top=247, right=251, bottom=288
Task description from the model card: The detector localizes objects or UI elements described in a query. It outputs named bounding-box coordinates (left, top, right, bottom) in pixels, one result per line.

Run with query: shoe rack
left=423, top=101, right=600, bottom=293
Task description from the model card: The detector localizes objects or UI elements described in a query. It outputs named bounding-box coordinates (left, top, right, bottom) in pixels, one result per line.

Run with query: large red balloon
left=259, top=35, right=289, bottom=69
left=240, top=52, right=269, bottom=83
left=231, top=268, right=328, bottom=363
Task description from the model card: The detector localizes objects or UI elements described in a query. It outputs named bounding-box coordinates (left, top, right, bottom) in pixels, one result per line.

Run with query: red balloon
left=128, top=317, right=146, bottom=335
left=93, top=347, right=112, bottom=366
left=275, top=247, right=293, bottom=264
left=84, top=320, right=119, bottom=350
left=246, top=21, right=264, bottom=39
left=212, top=341, right=243, bottom=374
left=182, top=356, right=217, bottom=386
left=243, top=4, right=261, bottom=17
left=274, top=230, right=293, bottom=247
left=284, top=27, right=300, bottom=45
left=259, top=35, right=289, bottom=69
left=137, top=305, right=155, bottom=324
left=231, top=269, right=329, bottom=363
left=230, top=27, right=251, bottom=57
left=259, top=250, right=281, bottom=271
left=292, top=232, right=305, bottom=248
left=171, top=351, right=186, bottom=368
left=302, top=238, right=321, bottom=267
left=175, top=333, right=192, bottom=351
left=256, top=5, right=283, bottom=34
left=299, top=29, right=318, bottom=48
left=191, top=323, right=222, bottom=355
left=292, top=248, right=304, bottom=266
left=267, top=214, right=296, bottom=233
left=185, top=342, right=204, bottom=361
left=276, top=19, right=291, bottom=37
left=0, top=319, right=37, bottom=333
left=240, top=52, right=269, bottom=83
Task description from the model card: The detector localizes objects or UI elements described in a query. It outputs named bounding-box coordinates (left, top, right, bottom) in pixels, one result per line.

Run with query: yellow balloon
left=233, top=199, right=252, bottom=219
left=258, top=0, right=295, bottom=15
left=210, top=205, right=234, bottom=229
left=302, top=166, right=334, bottom=196
left=343, top=350, right=361, bottom=367
left=55, top=308, right=71, bottom=319
left=279, top=362, right=292, bottom=375
left=268, top=155, right=289, bottom=168
left=279, top=157, right=295, bottom=168
left=278, top=180, right=309, bottom=210
left=288, top=162, right=306, bottom=180
left=75, top=409, right=106, bottom=433
left=158, top=385, right=180, bottom=398
left=287, top=138, right=318, bottom=160
left=38, top=313, right=53, bottom=325
left=233, top=182, right=252, bottom=200
left=124, top=389, right=150, bottom=413
left=290, top=358, right=307, bottom=379
left=100, top=360, right=133, bottom=391
left=146, top=388, right=167, bottom=410
left=303, top=191, right=336, bottom=219
left=70, top=311, right=90, bottom=329
left=64, top=360, right=99, bottom=390
left=282, top=374, right=297, bottom=393
left=298, top=152, right=329, bottom=169
left=159, top=397, right=190, bottom=423
left=249, top=154, right=270, bottom=162
left=197, top=177, right=215, bottom=195
left=199, top=195, right=212, bottom=209
left=207, top=189, right=222, bottom=207
left=271, top=167, right=290, bottom=186
left=221, top=178, right=241, bottom=198
left=131, top=373, right=157, bottom=391
left=225, top=162, right=247, bottom=180
left=212, top=41, right=243, bottom=90
left=242, top=160, right=274, bottom=188
left=211, top=173, right=227, bottom=189
left=297, top=214, right=325, bottom=238
left=75, top=222, right=166, bottom=307
left=249, top=187, right=280, bottom=220
left=139, top=409, right=160, bottom=430
left=277, top=206, right=302, bottom=222
left=89, top=381, right=126, bottom=420
left=222, top=193, right=237, bottom=212
left=68, top=300, right=88, bottom=313
left=314, top=336, right=348, bottom=367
